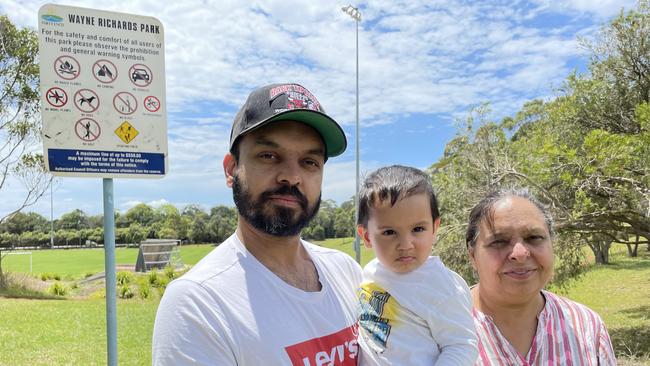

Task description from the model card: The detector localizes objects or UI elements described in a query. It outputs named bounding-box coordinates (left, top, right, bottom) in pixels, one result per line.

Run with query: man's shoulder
left=179, top=235, right=243, bottom=285
left=302, top=240, right=362, bottom=278
left=303, top=240, right=360, bottom=265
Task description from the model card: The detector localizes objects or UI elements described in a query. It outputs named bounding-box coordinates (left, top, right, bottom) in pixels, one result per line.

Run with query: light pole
left=341, top=5, right=361, bottom=263
left=50, top=178, right=54, bottom=247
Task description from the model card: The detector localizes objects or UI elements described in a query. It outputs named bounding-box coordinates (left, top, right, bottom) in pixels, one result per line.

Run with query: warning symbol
left=115, top=121, right=139, bottom=144
left=46, top=87, right=68, bottom=108
left=129, top=63, right=152, bottom=87
left=113, top=92, right=137, bottom=115
left=74, top=89, right=100, bottom=113
left=54, top=55, right=80, bottom=80
left=75, top=118, right=101, bottom=142
left=144, top=96, right=161, bottom=113
left=92, top=59, right=118, bottom=84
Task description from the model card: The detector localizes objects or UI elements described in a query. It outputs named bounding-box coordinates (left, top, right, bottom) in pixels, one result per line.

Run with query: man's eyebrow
left=253, top=137, right=325, bottom=157
left=252, top=137, right=279, bottom=148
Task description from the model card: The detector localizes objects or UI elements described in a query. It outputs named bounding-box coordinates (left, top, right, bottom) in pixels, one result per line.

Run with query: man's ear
left=223, top=153, right=237, bottom=188
left=357, top=225, right=372, bottom=249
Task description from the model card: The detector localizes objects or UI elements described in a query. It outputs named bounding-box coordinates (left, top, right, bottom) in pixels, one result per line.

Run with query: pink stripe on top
left=472, top=290, right=617, bottom=366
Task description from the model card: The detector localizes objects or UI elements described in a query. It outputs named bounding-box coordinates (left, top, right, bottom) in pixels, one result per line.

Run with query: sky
left=0, top=0, right=637, bottom=220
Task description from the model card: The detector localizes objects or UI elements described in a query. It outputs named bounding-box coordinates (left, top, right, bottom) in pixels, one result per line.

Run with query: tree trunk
left=0, top=251, right=6, bottom=290
left=590, top=238, right=611, bottom=264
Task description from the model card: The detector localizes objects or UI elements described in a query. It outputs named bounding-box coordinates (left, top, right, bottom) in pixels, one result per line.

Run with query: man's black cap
left=229, top=83, right=347, bottom=158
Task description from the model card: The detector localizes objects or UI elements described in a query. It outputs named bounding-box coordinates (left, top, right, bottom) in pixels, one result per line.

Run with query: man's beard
left=232, top=175, right=321, bottom=237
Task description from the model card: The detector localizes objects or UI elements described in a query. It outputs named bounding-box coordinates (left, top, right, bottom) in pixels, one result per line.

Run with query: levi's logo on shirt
left=285, top=325, right=358, bottom=366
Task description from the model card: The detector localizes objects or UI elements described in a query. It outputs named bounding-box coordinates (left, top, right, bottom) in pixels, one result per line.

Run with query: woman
left=466, top=188, right=616, bottom=365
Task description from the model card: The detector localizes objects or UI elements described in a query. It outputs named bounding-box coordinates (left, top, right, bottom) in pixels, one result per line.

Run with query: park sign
left=38, top=4, right=167, bottom=178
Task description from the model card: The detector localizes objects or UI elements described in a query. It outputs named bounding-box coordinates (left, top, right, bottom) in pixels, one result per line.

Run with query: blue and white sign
left=38, top=4, right=167, bottom=178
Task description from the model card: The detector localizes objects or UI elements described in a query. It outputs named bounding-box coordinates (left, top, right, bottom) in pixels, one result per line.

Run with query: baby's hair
left=357, top=165, right=440, bottom=226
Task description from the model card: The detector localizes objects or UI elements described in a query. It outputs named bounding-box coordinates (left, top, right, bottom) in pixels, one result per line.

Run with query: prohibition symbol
left=54, top=55, right=80, bottom=80
left=129, top=63, right=152, bottom=87
left=74, top=89, right=100, bottom=113
left=75, top=118, right=101, bottom=142
left=46, top=87, right=68, bottom=108
left=144, top=96, right=161, bottom=112
left=92, top=59, right=118, bottom=84
left=113, top=92, right=137, bottom=115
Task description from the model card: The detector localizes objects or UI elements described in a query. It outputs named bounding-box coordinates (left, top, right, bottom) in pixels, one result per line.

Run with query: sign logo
left=41, top=14, right=63, bottom=22
left=115, top=121, right=139, bottom=144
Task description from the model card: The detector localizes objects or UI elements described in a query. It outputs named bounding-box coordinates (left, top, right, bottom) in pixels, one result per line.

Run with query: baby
left=356, top=165, right=478, bottom=365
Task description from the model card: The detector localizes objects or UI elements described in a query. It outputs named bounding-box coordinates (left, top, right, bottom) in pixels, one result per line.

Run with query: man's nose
left=277, top=161, right=302, bottom=186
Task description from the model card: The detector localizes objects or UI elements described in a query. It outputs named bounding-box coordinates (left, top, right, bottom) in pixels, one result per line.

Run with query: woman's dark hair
left=465, top=187, right=555, bottom=249
left=357, top=165, right=440, bottom=226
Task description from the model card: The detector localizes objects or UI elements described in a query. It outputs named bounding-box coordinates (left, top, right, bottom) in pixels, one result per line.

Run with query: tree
left=124, top=203, right=156, bottom=227
left=0, top=211, right=48, bottom=233
left=208, top=205, right=237, bottom=243
left=333, top=198, right=355, bottom=238
left=0, top=15, right=50, bottom=224
left=57, top=209, right=88, bottom=231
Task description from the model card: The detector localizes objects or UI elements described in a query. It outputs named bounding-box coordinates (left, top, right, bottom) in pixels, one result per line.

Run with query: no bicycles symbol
left=144, top=96, right=161, bottom=112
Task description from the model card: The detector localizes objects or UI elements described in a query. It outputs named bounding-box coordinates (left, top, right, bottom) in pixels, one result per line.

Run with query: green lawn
left=1, top=240, right=649, bottom=365
left=1, top=245, right=215, bottom=279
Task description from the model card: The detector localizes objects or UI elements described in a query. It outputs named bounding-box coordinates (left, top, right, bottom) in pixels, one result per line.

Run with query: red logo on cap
left=270, top=84, right=322, bottom=112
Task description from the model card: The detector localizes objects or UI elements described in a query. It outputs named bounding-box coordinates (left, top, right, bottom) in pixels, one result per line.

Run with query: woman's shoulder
left=541, top=290, right=606, bottom=327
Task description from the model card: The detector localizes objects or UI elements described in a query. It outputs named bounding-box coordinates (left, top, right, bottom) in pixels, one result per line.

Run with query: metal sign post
left=38, top=4, right=167, bottom=365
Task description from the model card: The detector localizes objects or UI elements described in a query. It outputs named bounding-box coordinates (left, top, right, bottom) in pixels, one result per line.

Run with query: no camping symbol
left=92, top=59, right=118, bottom=84
left=75, top=118, right=101, bottom=142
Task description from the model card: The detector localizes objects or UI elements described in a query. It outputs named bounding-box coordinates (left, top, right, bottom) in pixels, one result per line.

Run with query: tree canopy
left=431, top=3, right=650, bottom=285
left=0, top=15, right=50, bottom=224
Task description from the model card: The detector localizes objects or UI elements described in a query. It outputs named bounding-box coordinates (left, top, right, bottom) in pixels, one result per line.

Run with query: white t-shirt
left=358, top=257, right=478, bottom=366
left=152, top=234, right=363, bottom=365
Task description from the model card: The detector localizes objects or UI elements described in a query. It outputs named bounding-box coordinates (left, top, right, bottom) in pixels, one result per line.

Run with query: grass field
left=1, top=240, right=649, bottom=365
left=1, top=245, right=216, bottom=279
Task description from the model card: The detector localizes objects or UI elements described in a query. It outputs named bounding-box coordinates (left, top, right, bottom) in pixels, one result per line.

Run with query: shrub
left=164, top=266, right=176, bottom=280
left=147, top=269, right=160, bottom=286
left=116, top=271, right=133, bottom=286
left=119, top=284, right=134, bottom=299
left=49, top=282, right=67, bottom=296
left=138, top=282, right=152, bottom=299
left=40, top=272, right=62, bottom=281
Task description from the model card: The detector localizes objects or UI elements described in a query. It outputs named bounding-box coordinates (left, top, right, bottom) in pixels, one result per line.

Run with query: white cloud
left=0, top=0, right=630, bottom=219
